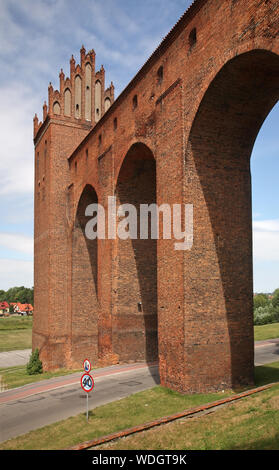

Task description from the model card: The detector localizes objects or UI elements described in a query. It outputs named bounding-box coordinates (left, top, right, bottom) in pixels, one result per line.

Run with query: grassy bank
left=98, top=382, right=279, bottom=450
left=0, top=316, right=32, bottom=352
left=0, top=365, right=82, bottom=391
left=254, top=322, right=279, bottom=342
left=1, top=361, right=279, bottom=450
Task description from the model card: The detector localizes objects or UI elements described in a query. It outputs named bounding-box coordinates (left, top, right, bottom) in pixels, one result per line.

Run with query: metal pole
left=87, top=393, right=89, bottom=422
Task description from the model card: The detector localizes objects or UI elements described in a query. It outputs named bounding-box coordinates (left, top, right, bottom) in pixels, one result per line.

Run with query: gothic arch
left=71, top=184, right=99, bottom=366
left=112, top=142, right=158, bottom=363
left=184, top=49, right=279, bottom=389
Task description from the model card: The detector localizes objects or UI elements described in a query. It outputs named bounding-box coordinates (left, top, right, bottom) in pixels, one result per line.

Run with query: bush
left=26, top=348, right=43, bottom=375
left=254, top=304, right=279, bottom=325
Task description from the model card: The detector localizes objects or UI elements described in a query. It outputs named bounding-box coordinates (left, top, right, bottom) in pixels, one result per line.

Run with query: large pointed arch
left=113, top=142, right=158, bottom=363
left=184, top=49, right=279, bottom=390
left=71, top=184, right=99, bottom=366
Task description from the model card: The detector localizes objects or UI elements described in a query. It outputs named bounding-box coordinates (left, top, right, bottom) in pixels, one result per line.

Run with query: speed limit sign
left=81, top=373, right=94, bottom=393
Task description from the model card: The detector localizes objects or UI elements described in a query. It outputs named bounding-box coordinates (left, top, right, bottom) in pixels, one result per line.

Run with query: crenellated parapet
left=33, top=46, right=114, bottom=139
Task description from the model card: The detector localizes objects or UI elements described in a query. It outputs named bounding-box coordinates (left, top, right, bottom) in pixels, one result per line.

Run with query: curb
left=67, top=383, right=275, bottom=450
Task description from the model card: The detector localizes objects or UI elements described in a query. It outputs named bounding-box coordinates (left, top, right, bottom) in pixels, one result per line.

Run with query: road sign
left=81, top=373, right=94, bottom=393
left=83, top=358, right=91, bottom=373
left=81, top=372, right=94, bottom=422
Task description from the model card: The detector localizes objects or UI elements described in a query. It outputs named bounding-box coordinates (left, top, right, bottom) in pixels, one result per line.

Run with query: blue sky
left=0, top=0, right=278, bottom=293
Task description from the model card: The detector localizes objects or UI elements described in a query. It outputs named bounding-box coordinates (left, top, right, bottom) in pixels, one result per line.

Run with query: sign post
left=81, top=359, right=94, bottom=422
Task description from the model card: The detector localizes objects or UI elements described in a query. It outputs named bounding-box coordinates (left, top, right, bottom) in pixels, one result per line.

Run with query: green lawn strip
left=0, top=386, right=233, bottom=450
left=0, top=329, right=32, bottom=352
left=0, top=365, right=82, bottom=390
left=254, top=322, right=279, bottom=341
left=99, top=383, right=279, bottom=450
left=1, top=362, right=279, bottom=451
left=0, top=317, right=33, bottom=351
left=0, top=317, right=33, bottom=330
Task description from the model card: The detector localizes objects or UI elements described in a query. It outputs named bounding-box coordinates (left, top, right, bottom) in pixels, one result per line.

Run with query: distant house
left=0, top=301, right=10, bottom=316
left=15, top=303, right=33, bottom=315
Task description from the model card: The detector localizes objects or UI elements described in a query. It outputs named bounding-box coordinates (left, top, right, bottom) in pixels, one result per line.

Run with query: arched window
left=189, top=28, right=197, bottom=48
left=75, top=75, right=82, bottom=119
left=64, top=88, right=71, bottom=117
left=95, top=80, right=102, bottom=122
left=85, top=63, right=92, bottom=121
left=157, top=66, right=163, bottom=84
left=53, top=101, right=61, bottom=115
left=104, top=97, right=111, bottom=112
left=133, top=94, right=138, bottom=110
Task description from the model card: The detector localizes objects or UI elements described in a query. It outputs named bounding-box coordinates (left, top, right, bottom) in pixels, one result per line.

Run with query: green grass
left=0, top=316, right=32, bottom=352
left=1, top=362, right=279, bottom=451
left=254, top=322, right=279, bottom=341
left=0, top=365, right=82, bottom=391
left=0, top=316, right=33, bottom=330
left=0, top=386, right=233, bottom=450
left=99, top=383, right=279, bottom=450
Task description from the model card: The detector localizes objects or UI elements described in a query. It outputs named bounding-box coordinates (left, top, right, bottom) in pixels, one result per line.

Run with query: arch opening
left=71, top=184, right=99, bottom=366
left=113, top=143, right=158, bottom=364
left=186, top=49, right=279, bottom=390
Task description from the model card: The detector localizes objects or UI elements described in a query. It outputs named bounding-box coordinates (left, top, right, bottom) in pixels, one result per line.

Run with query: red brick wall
left=33, top=0, right=279, bottom=392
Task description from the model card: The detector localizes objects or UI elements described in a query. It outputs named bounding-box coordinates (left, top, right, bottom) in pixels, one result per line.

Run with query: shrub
left=26, top=348, right=43, bottom=375
left=254, top=304, right=279, bottom=325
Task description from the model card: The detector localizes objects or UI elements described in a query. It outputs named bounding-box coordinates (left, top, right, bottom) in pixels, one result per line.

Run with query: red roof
left=0, top=301, right=9, bottom=309
left=16, top=303, right=33, bottom=312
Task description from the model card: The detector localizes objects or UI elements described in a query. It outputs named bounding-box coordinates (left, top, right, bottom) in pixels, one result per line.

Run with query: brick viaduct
left=33, top=0, right=279, bottom=393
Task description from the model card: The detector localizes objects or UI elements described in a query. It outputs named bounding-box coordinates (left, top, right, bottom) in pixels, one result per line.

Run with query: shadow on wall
left=71, top=184, right=99, bottom=364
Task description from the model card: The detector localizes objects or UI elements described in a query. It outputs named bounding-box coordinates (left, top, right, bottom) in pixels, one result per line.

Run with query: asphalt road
left=254, top=338, right=279, bottom=365
left=0, top=339, right=278, bottom=445
left=0, top=363, right=159, bottom=444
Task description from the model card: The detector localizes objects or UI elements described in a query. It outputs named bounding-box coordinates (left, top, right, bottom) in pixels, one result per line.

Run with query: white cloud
left=253, top=219, right=279, bottom=232
left=0, top=259, right=33, bottom=290
left=253, top=219, right=279, bottom=261
left=0, top=233, right=33, bottom=255
left=0, top=83, right=36, bottom=196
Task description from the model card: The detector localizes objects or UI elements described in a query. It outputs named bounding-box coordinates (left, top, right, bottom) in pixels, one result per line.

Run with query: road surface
left=0, top=339, right=278, bottom=444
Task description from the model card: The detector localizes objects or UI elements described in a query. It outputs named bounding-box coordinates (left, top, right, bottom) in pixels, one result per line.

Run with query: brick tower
left=33, top=46, right=114, bottom=369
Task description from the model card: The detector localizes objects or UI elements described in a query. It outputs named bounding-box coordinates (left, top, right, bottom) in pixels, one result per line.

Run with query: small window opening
left=138, top=302, right=142, bottom=312
left=133, top=94, right=138, bottom=110
left=75, top=161, right=77, bottom=173
left=157, top=66, right=163, bottom=84
left=113, top=117, right=117, bottom=131
left=86, top=149, right=88, bottom=162
left=76, top=104, right=79, bottom=111
left=189, top=28, right=197, bottom=48
left=98, top=134, right=102, bottom=145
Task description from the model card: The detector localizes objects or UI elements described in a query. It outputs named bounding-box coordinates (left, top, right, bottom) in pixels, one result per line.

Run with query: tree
left=0, top=290, right=6, bottom=302
left=253, top=293, right=269, bottom=310
left=26, top=349, right=43, bottom=375
left=4, top=286, right=34, bottom=304
left=272, top=288, right=279, bottom=309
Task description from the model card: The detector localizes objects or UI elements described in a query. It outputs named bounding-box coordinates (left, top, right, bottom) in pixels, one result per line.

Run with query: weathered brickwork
left=33, top=0, right=279, bottom=393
